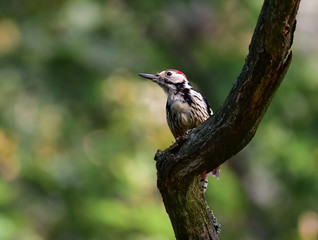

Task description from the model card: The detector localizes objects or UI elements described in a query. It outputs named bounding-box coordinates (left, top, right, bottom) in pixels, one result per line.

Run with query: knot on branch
left=154, top=149, right=164, bottom=161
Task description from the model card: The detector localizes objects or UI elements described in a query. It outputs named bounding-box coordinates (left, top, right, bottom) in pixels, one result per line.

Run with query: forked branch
left=155, top=0, right=301, bottom=239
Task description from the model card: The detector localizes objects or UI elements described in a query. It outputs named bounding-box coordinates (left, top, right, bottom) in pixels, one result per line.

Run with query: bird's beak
left=138, top=73, right=159, bottom=82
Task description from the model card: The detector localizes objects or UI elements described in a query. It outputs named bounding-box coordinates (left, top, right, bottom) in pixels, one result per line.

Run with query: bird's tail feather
left=200, top=167, right=221, bottom=192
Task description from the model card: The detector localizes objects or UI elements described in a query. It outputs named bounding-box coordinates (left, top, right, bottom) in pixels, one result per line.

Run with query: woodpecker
left=139, top=69, right=220, bottom=192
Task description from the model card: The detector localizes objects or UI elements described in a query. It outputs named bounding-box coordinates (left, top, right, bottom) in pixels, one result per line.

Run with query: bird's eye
left=166, top=71, right=172, bottom=77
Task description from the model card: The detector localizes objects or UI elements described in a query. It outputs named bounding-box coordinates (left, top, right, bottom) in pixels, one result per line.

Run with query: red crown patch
left=168, top=69, right=188, bottom=80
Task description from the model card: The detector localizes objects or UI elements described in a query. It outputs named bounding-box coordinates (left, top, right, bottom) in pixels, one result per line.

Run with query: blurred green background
left=0, top=0, right=317, bottom=239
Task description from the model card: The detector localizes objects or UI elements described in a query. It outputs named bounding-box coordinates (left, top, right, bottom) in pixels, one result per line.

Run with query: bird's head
left=138, top=69, right=190, bottom=95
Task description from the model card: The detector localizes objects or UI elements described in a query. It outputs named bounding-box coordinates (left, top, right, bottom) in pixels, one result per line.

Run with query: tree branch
left=155, top=0, right=301, bottom=239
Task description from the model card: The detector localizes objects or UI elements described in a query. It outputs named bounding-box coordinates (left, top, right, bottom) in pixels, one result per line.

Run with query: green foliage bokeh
left=0, top=0, right=317, bottom=240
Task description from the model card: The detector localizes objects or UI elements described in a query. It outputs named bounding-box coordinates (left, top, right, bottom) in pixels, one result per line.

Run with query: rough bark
left=155, top=0, right=301, bottom=239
